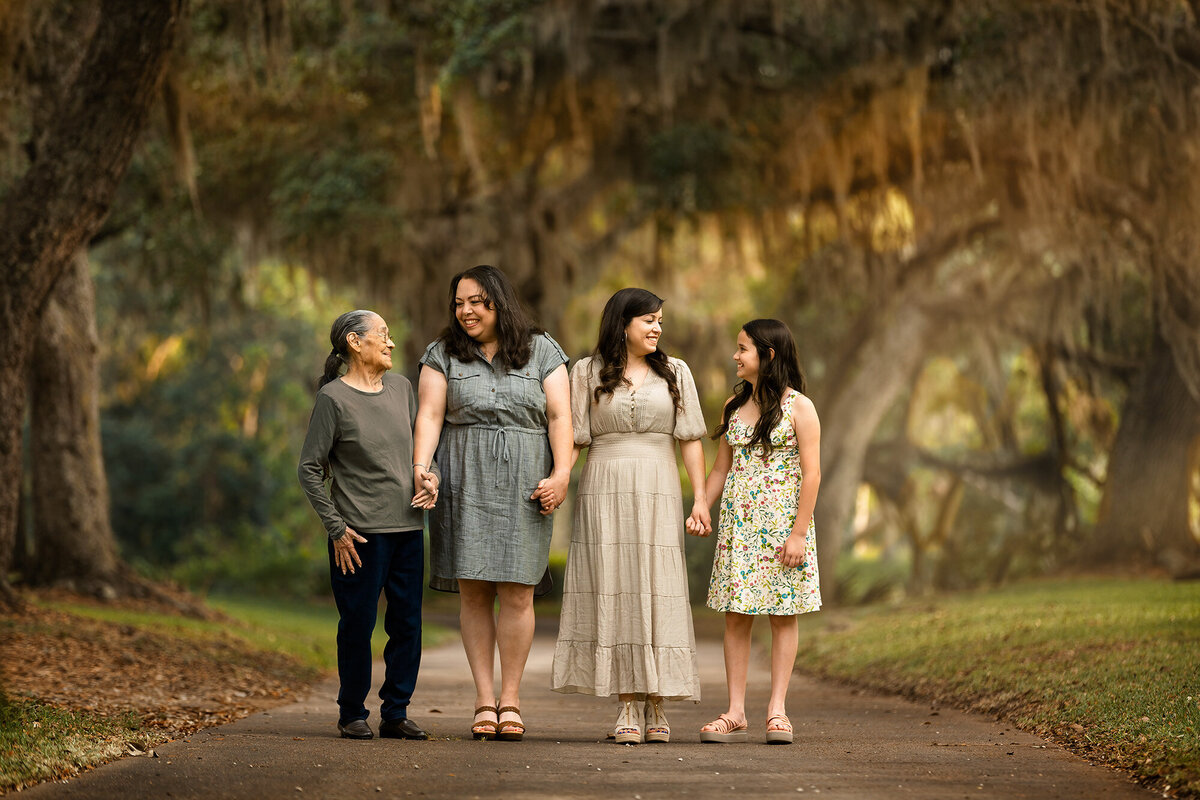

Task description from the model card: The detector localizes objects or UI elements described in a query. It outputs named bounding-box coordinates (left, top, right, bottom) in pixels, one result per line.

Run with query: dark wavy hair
left=591, top=287, right=681, bottom=411
left=712, top=318, right=808, bottom=457
left=439, top=265, right=541, bottom=369
left=318, top=309, right=377, bottom=389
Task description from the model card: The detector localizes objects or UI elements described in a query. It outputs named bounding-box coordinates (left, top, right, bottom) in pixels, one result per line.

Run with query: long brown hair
left=712, top=318, right=807, bottom=456
left=591, top=288, right=681, bottom=411
left=439, top=265, right=542, bottom=369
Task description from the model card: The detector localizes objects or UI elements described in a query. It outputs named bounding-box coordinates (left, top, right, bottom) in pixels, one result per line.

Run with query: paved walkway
left=26, top=629, right=1153, bottom=799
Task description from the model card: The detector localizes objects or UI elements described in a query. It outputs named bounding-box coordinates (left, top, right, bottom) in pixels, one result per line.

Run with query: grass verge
left=0, top=695, right=155, bottom=793
left=47, top=593, right=456, bottom=672
left=794, top=578, right=1200, bottom=797
left=1, top=592, right=454, bottom=794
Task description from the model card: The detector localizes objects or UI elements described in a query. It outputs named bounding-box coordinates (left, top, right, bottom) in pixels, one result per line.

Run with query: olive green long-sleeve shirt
left=297, top=373, right=430, bottom=539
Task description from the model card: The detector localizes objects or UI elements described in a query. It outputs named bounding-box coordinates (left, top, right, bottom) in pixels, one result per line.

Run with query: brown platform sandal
left=495, top=706, right=525, bottom=742
left=471, top=705, right=498, bottom=740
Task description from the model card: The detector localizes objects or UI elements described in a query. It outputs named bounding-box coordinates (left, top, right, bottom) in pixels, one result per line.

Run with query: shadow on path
left=23, top=618, right=1153, bottom=799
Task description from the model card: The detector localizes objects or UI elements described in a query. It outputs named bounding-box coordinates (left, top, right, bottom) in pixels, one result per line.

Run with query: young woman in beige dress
left=551, top=287, right=711, bottom=744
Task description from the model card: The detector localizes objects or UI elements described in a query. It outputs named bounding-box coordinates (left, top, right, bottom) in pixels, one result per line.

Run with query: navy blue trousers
left=328, top=529, right=423, bottom=724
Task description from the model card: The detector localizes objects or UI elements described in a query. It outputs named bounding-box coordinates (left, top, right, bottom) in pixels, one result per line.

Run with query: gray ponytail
left=318, top=310, right=376, bottom=389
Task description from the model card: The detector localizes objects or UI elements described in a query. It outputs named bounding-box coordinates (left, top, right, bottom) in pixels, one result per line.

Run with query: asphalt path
left=25, top=623, right=1155, bottom=799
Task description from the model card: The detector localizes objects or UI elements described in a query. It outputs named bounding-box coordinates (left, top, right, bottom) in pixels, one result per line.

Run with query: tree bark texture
left=812, top=300, right=935, bottom=602
left=28, top=252, right=120, bottom=593
left=1091, top=334, right=1200, bottom=574
left=0, top=0, right=182, bottom=607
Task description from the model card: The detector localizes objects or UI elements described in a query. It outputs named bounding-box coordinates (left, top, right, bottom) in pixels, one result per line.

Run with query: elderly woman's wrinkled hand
left=334, top=527, right=368, bottom=574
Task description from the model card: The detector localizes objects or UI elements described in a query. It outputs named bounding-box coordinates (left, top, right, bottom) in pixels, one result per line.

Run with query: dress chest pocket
left=504, top=368, right=544, bottom=412
left=446, top=363, right=487, bottom=413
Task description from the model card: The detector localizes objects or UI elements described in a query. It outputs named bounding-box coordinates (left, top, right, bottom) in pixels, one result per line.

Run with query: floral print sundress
left=706, top=389, right=822, bottom=615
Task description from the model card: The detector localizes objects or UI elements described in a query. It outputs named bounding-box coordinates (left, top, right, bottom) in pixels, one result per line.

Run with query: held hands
left=412, top=466, right=439, bottom=510
left=531, top=472, right=569, bottom=516
left=334, top=527, right=368, bottom=575
left=685, top=502, right=712, bottom=537
left=778, top=531, right=808, bottom=568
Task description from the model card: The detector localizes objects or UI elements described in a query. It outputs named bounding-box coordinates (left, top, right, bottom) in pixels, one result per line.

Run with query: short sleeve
left=534, top=333, right=569, bottom=381
left=569, top=358, right=595, bottom=447
left=671, top=358, right=707, bottom=441
left=419, top=339, right=448, bottom=375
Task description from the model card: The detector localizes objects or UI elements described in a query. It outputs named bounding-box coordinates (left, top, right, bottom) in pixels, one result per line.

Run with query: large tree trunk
left=0, top=0, right=182, bottom=610
left=28, top=252, right=121, bottom=596
left=813, top=301, right=935, bottom=602
left=1090, top=335, right=1200, bottom=574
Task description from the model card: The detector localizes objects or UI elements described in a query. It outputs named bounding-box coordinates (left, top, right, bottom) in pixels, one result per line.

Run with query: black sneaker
left=379, top=718, right=428, bottom=740
left=337, top=719, right=374, bottom=739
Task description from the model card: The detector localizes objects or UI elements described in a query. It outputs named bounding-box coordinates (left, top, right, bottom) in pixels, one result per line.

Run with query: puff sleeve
left=569, top=357, right=595, bottom=447
left=671, top=358, right=707, bottom=441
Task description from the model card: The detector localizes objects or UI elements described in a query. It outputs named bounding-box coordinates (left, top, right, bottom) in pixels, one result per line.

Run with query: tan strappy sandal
left=766, top=713, right=793, bottom=744
left=699, top=713, right=748, bottom=743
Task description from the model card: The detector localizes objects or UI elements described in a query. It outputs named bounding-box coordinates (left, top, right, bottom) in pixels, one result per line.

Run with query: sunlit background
left=9, top=0, right=1200, bottom=605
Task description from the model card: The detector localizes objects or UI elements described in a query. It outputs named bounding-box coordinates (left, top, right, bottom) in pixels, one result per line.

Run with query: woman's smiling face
left=624, top=309, right=663, bottom=357
left=454, top=277, right=498, bottom=343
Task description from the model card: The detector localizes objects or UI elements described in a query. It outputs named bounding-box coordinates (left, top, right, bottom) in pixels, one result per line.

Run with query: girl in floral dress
left=697, top=319, right=822, bottom=745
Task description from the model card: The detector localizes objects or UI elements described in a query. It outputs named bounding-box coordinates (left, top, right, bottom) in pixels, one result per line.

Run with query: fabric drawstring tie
left=491, top=429, right=511, bottom=487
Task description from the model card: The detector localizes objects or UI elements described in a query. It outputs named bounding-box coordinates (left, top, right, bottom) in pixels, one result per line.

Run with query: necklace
left=624, top=362, right=651, bottom=392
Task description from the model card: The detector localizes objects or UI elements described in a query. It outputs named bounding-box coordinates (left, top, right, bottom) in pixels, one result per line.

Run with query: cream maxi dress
left=551, top=356, right=707, bottom=700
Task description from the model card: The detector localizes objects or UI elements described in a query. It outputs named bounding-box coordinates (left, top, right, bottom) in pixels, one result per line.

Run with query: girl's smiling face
left=733, top=328, right=761, bottom=381
left=624, top=310, right=663, bottom=357
left=454, top=277, right=498, bottom=343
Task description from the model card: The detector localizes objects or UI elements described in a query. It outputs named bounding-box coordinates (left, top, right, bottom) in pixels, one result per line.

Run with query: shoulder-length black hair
left=439, top=265, right=542, bottom=370
left=591, top=287, right=681, bottom=411
left=712, top=318, right=808, bottom=457
left=318, top=309, right=377, bottom=389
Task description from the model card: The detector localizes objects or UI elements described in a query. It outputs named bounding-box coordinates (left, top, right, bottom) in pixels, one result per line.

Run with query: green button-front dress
left=420, top=333, right=568, bottom=592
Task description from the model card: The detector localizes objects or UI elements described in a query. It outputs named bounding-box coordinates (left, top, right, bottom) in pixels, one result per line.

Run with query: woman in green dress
left=412, top=265, right=572, bottom=742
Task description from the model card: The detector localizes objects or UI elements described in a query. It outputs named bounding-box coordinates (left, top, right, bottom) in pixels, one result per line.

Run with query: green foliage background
left=69, top=0, right=1196, bottom=602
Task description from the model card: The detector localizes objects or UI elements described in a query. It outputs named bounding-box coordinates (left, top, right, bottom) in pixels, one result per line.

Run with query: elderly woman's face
left=350, top=315, right=394, bottom=371
left=454, top=278, right=498, bottom=343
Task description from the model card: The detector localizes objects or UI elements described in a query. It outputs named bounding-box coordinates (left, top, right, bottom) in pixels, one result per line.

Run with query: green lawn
left=50, top=593, right=456, bottom=672
left=794, top=578, right=1200, bottom=797
left=0, top=695, right=157, bottom=793
left=1, top=594, right=455, bottom=793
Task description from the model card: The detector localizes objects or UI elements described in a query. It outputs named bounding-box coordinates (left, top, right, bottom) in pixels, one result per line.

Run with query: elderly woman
left=298, top=309, right=438, bottom=740
left=412, top=265, right=571, bottom=742
left=551, top=287, right=711, bottom=744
